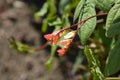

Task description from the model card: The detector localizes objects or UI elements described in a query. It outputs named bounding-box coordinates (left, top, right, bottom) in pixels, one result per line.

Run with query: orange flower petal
left=59, top=30, right=66, bottom=36
left=53, top=35, right=59, bottom=45
left=44, top=30, right=65, bottom=45
left=44, top=34, right=52, bottom=41
left=57, top=48, right=66, bottom=56
left=51, top=31, right=60, bottom=44
left=60, top=39, right=72, bottom=46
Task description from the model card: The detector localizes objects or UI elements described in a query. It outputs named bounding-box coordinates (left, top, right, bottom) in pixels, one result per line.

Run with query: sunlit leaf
left=95, top=0, right=115, bottom=12
left=78, top=0, right=96, bottom=45
left=106, top=2, right=120, bottom=37
left=84, top=46, right=104, bottom=80
left=73, top=0, right=85, bottom=21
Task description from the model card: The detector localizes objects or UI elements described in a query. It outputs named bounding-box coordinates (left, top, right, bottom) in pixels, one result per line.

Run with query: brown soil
left=0, top=0, right=64, bottom=80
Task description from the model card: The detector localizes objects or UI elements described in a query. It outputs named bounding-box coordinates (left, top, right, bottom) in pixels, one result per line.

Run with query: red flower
left=57, top=39, right=72, bottom=56
left=52, top=34, right=59, bottom=44
left=44, top=30, right=66, bottom=45
left=60, top=39, right=72, bottom=47
left=44, top=31, right=59, bottom=45
left=44, top=30, right=76, bottom=56
left=44, top=34, right=52, bottom=41
left=57, top=48, right=67, bottom=56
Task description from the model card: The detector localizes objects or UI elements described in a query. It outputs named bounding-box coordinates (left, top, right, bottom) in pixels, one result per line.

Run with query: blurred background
left=1, top=0, right=117, bottom=80
left=0, top=0, right=66, bottom=80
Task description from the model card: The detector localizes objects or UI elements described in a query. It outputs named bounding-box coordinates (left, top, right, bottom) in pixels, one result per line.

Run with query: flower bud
left=57, top=48, right=67, bottom=56
left=64, top=31, right=76, bottom=39
left=60, top=39, right=72, bottom=47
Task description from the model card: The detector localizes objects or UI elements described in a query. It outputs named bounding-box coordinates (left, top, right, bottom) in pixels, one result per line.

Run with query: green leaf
left=9, top=38, right=35, bottom=54
left=62, top=14, right=70, bottom=28
left=34, top=2, right=48, bottom=19
left=59, top=0, right=70, bottom=14
left=40, top=0, right=57, bottom=33
left=84, top=46, right=104, bottom=80
left=78, top=0, right=96, bottom=45
left=107, top=22, right=120, bottom=37
left=48, top=18, right=62, bottom=26
left=95, top=0, right=115, bottom=12
left=70, top=0, right=80, bottom=8
left=105, top=39, right=120, bottom=76
left=106, top=2, right=120, bottom=37
left=116, top=0, right=120, bottom=3
left=41, top=19, right=48, bottom=32
left=73, top=0, right=85, bottom=21
left=94, top=24, right=112, bottom=47
left=47, top=0, right=56, bottom=18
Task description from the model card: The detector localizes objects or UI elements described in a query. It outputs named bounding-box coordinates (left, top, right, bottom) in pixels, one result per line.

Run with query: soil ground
left=0, top=0, right=64, bottom=80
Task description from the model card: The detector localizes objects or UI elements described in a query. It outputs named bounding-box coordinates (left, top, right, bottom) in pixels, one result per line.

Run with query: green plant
left=10, top=0, right=120, bottom=79
left=42, top=0, right=120, bottom=79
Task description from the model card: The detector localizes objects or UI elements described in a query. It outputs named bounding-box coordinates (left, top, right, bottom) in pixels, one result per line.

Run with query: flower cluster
left=43, top=13, right=108, bottom=56
left=44, top=30, right=76, bottom=56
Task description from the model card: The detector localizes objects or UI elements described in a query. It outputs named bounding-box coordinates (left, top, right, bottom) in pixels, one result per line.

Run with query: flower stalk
left=44, top=13, right=107, bottom=56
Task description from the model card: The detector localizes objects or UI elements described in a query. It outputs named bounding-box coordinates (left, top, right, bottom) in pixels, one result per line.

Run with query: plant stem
left=62, top=13, right=108, bottom=31
left=37, top=13, right=108, bottom=51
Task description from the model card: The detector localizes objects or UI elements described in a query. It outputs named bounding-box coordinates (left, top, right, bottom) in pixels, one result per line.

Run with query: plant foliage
left=84, top=46, right=104, bottom=80
left=75, top=0, right=96, bottom=45
left=10, top=0, right=120, bottom=79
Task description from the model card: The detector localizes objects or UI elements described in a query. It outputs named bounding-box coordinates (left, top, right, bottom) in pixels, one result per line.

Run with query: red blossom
left=44, top=30, right=75, bottom=56
left=60, top=39, right=72, bottom=47
left=57, top=39, right=72, bottom=56
left=44, top=30, right=66, bottom=45
left=44, top=31, right=59, bottom=45
left=44, top=34, right=52, bottom=41
left=57, top=48, right=67, bottom=56
left=52, top=34, right=59, bottom=44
